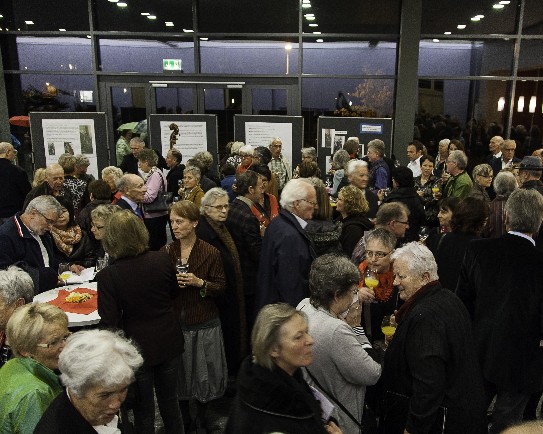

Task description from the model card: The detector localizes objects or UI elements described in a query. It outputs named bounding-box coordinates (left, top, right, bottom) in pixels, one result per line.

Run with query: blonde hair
left=32, top=168, right=46, bottom=187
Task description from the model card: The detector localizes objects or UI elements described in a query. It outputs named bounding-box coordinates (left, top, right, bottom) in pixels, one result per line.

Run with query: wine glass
left=95, top=258, right=108, bottom=273
left=418, top=226, right=430, bottom=243
left=58, top=263, right=70, bottom=285
left=364, top=269, right=379, bottom=299
left=381, top=315, right=397, bottom=347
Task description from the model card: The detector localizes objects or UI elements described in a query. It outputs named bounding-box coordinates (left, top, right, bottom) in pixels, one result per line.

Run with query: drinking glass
left=176, top=259, right=189, bottom=287
left=418, top=226, right=429, bottom=243
left=58, top=263, right=70, bottom=284
left=381, top=315, right=397, bottom=347
left=95, top=258, right=108, bottom=272
left=364, top=269, right=379, bottom=299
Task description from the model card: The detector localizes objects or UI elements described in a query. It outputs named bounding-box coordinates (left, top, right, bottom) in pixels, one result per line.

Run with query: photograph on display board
left=79, top=125, right=94, bottom=154
left=323, top=128, right=333, bottom=149
left=159, top=121, right=208, bottom=160
left=333, top=135, right=345, bottom=154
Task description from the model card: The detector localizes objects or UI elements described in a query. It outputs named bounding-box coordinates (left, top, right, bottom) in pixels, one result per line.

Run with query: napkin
left=48, top=288, right=97, bottom=315
left=65, top=267, right=96, bottom=284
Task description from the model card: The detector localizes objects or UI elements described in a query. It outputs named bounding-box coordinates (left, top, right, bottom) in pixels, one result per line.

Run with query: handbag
left=142, top=174, right=173, bottom=213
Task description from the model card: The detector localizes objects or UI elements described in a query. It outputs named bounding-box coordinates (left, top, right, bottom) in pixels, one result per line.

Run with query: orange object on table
left=48, top=287, right=97, bottom=315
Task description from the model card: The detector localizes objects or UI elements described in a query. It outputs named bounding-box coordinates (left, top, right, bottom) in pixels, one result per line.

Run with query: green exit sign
left=163, top=59, right=182, bottom=71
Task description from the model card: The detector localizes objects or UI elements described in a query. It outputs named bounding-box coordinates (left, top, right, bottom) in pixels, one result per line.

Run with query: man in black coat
left=165, top=148, right=185, bottom=195
left=119, top=137, right=166, bottom=175
left=489, top=139, right=521, bottom=176
left=456, top=189, right=543, bottom=434
left=0, top=142, right=31, bottom=223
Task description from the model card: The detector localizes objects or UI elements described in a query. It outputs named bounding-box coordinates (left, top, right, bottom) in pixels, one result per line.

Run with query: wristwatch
left=199, top=279, right=208, bottom=298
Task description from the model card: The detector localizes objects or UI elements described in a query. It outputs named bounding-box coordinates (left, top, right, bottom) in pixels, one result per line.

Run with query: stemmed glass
left=418, top=226, right=430, bottom=243
left=364, top=269, right=379, bottom=297
left=381, top=315, right=397, bottom=347
left=58, top=263, right=70, bottom=285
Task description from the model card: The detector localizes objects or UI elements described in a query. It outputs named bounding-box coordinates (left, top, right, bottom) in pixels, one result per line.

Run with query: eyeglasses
left=36, top=210, right=57, bottom=225
left=207, top=204, right=229, bottom=211
left=366, top=250, right=393, bottom=260
left=37, top=332, right=72, bottom=349
left=300, top=199, right=318, bottom=206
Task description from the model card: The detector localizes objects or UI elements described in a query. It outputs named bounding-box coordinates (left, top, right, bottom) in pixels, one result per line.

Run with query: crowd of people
left=0, top=128, right=542, bottom=434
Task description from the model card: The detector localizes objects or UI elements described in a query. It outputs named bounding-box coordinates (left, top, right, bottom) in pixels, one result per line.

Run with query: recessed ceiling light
left=25, top=20, right=34, bottom=25
left=165, top=22, right=174, bottom=27
left=433, top=39, right=440, bottom=42
left=108, top=0, right=118, bottom=2
left=117, top=2, right=127, bottom=7
left=59, top=28, right=66, bottom=31
left=306, top=16, right=316, bottom=21
left=499, top=0, right=510, bottom=4
left=140, top=12, right=150, bottom=16
left=457, top=24, right=466, bottom=29
left=309, top=23, right=318, bottom=27
left=302, top=3, right=311, bottom=8
left=476, top=14, right=485, bottom=18
left=302, top=0, right=310, bottom=3
left=0, top=14, right=3, bottom=18
left=471, top=17, right=480, bottom=21
left=316, top=39, right=323, bottom=43
left=493, top=3, right=504, bottom=8
left=86, top=35, right=91, bottom=38
left=200, top=37, right=208, bottom=41
left=183, top=29, right=194, bottom=33
left=147, top=15, right=156, bottom=19
left=304, top=13, right=314, bottom=17
left=444, top=31, right=451, bottom=35
left=313, top=31, right=321, bottom=34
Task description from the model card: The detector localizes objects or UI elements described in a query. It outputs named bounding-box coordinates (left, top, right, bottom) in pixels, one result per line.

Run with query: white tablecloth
left=33, top=282, right=100, bottom=328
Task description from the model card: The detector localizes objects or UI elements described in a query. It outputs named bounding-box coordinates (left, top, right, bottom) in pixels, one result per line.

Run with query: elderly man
left=517, top=155, right=543, bottom=195
left=0, top=196, right=64, bottom=293
left=256, top=179, right=317, bottom=312
left=115, top=174, right=146, bottom=217
left=406, top=140, right=424, bottom=177
left=346, top=159, right=379, bottom=218
left=367, top=139, right=390, bottom=191
left=226, top=170, right=264, bottom=327
left=0, top=266, right=34, bottom=367
left=490, top=139, right=520, bottom=175
left=268, top=137, right=292, bottom=195
left=487, top=135, right=504, bottom=163
left=456, top=189, right=543, bottom=434
left=74, top=154, right=95, bottom=184
left=0, top=142, right=31, bottom=223
left=443, top=150, right=473, bottom=199
left=381, top=242, right=487, bottom=433
left=23, top=163, right=74, bottom=211
left=119, top=137, right=166, bottom=176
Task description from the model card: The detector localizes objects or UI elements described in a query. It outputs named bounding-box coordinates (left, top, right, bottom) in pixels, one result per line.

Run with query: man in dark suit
left=0, top=142, right=31, bottom=224
left=256, top=179, right=317, bottom=312
left=165, top=149, right=185, bottom=195
left=119, top=137, right=166, bottom=175
left=115, top=174, right=146, bottom=217
left=490, top=139, right=521, bottom=175
left=226, top=170, right=263, bottom=327
left=456, top=189, right=543, bottom=434
left=486, top=135, right=504, bottom=164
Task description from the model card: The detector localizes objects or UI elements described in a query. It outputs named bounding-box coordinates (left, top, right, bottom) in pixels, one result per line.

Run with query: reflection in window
left=302, top=41, right=397, bottom=75
left=200, top=41, right=299, bottom=75
left=252, top=88, right=287, bottom=114
left=155, top=87, right=194, bottom=114
left=523, top=0, right=543, bottom=34
left=14, top=37, right=92, bottom=72
left=518, top=39, right=543, bottom=77
left=99, top=39, right=194, bottom=73
left=419, top=40, right=514, bottom=77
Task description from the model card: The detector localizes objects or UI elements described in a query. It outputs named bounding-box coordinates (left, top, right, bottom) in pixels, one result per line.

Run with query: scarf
left=395, top=280, right=439, bottom=324
left=50, top=225, right=82, bottom=256
left=359, top=260, right=395, bottom=302
left=143, top=166, right=160, bottom=183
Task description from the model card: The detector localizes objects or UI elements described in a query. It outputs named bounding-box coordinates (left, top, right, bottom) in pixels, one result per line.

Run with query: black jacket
left=338, top=213, right=374, bottom=257
left=382, top=187, right=425, bottom=242
left=0, top=158, right=31, bottom=218
left=35, top=391, right=97, bottom=434
left=226, top=357, right=328, bottom=434
left=166, top=163, right=185, bottom=194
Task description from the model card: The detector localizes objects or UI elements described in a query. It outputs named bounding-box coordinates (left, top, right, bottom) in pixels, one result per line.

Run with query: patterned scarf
left=50, top=225, right=82, bottom=256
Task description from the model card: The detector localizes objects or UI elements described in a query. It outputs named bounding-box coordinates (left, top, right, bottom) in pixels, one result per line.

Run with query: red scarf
left=395, top=280, right=440, bottom=324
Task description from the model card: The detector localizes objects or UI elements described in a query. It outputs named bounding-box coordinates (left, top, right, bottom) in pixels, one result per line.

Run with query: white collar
left=508, top=231, right=535, bottom=246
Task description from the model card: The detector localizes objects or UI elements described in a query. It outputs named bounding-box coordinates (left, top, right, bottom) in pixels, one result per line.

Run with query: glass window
left=155, top=87, right=194, bottom=114
left=99, top=39, right=194, bottom=73
left=198, top=0, right=298, bottom=33
left=421, top=0, right=517, bottom=35
left=512, top=80, right=543, bottom=154
left=200, top=40, right=299, bottom=75
left=302, top=0, right=400, bottom=34
left=251, top=88, right=287, bottom=114
left=94, top=0, right=192, bottom=32
left=418, top=40, right=514, bottom=77
left=1, top=36, right=93, bottom=72
left=523, top=0, right=543, bottom=34
left=518, top=39, right=543, bottom=77
left=302, top=40, right=397, bottom=75
left=0, top=0, right=89, bottom=31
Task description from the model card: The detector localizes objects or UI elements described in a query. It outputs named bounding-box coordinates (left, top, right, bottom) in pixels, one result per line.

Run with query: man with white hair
left=256, top=179, right=317, bottom=312
left=0, top=195, right=63, bottom=293
left=0, top=266, right=34, bottom=367
left=0, top=142, right=31, bottom=224
left=487, top=135, right=504, bottom=164
left=443, top=150, right=473, bottom=199
left=22, top=163, right=74, bottom=212
left=268, top=137, right=292, bottom=196
left=457, top=189, right=543, bottom=433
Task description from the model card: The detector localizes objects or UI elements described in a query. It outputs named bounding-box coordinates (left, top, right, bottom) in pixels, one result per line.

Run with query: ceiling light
left=285, top=43, right=292, bottom=51
left=457, top=24, right=466, bottom=29
left=0, top=15, right=3, bottom=18
left=25, top=20, right=34, bottom=25
left=499, top=1, right=510, bottom=4
left=316, top=39, right=323, bottom=43
left=306, top=16, right=316, bottom=21
left=518, top=96, right=524, bottom=112
left=444, top=31, right=451, bottom=35
left=313, top=31, right=321, bottom=34
left=309, top=23, right=318, bottom=27
left=86, top=35, right=91, bottom=38
left=147, top=15, right=156, bottom=19
left=59, top=28, right=66, bottom=31
left=529, top=96, right=537, bottom=113
left=183, top=29, right=194, bottom=33
left=165, top=22, right=174, bottom=26
left=493, top=4, right=505, bottom=8
left=200, top=37, right=208, bottom=41
left=476, top=14, right=484, bottom=18
left=497, top=97, right=505, bottom=111
left=471, top=17, right=480, bottom=21
left=140, top=12, right=150, bottom=15
left=117, top=2, right=127, bottom=7
left=433, top=39, right=440, bottom=42
left=302, top=3, right=311, bottom=8
left=302, top=0, right=310, bottom=3
left=108, top=0, right=118, bottom=2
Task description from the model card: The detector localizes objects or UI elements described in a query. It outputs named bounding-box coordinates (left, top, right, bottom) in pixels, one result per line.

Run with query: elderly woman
left=35, top=329, right=143, bottom=433
left=380, top=242, right=486, bottom=434
left=297, top=254, right=381, bottom=433
left=226, top=303, right=342, bottom=434
left=101, top=165, right=123, bottom=203
left=434, top=138, right=450, bottom=176
left=74, top=154, right=94, bottom=184
left=226, top=141, right=244, bottom=169
left=367, top=139, right=390, bottom=191
left=50, top=195, right=94, bottom=267
left=0, top=303, right=68, bottom=434
left=197, top=188, right=247, bottom=374
left=136, top=148, right=168, bottom=250
left=166, top=200, right=227, bottom=432
left=469, top=163, right=493, bottom=202
left=414, top=155, right=441, bottom=227
left=97, top=210, right=184, bottom=433
left=331, top=149, right=350, bottom=197
left=179, top=165, right=205, bottom=208
left=90, top=204, right=121, bottom=260
left=486, top=171, right=518, bottom=238
left=236, top=144, right=254, bottom=176
left=294, top=147, right=318, bottom=178
left=58, top=153, right=88, bottom=215
left=435, top=197, right=489, bottom=292
left=357, top=228, right=399, bottom=343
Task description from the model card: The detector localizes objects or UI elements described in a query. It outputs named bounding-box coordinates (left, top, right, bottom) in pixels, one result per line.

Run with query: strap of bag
left=305, top=367, right=363, bottom=429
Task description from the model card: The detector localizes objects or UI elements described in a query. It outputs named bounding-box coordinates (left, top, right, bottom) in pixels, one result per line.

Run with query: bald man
left=22, top=163, right=73, bottom=212
left=0, top=142, right=31, bottom=223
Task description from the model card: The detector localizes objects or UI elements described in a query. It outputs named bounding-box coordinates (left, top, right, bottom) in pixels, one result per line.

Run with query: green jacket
left=444, top=171, right=473, bottom=200
left=0, top=357, right=62, bottom=434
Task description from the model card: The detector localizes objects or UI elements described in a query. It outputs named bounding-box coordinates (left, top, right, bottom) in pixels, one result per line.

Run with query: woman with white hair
left=179, top=166, right=205, bottom=208
left=236, top=144, right=254, bottom=175
left=380, top=242, right=486, bottom=434
left=226, top=141, right=245, bottom=169
left=35, top=329, right=143, bottom=433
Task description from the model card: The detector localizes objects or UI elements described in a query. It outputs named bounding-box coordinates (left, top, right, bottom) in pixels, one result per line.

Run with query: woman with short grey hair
left=469, top=163, right=493, bottom=202
left=35, top=329, right=143, bottom=432
left=487, top=171, right=518, bottom=239
left=297, top=254, right=381, bottom=434
left=331, top=149, right=350, bottom=196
